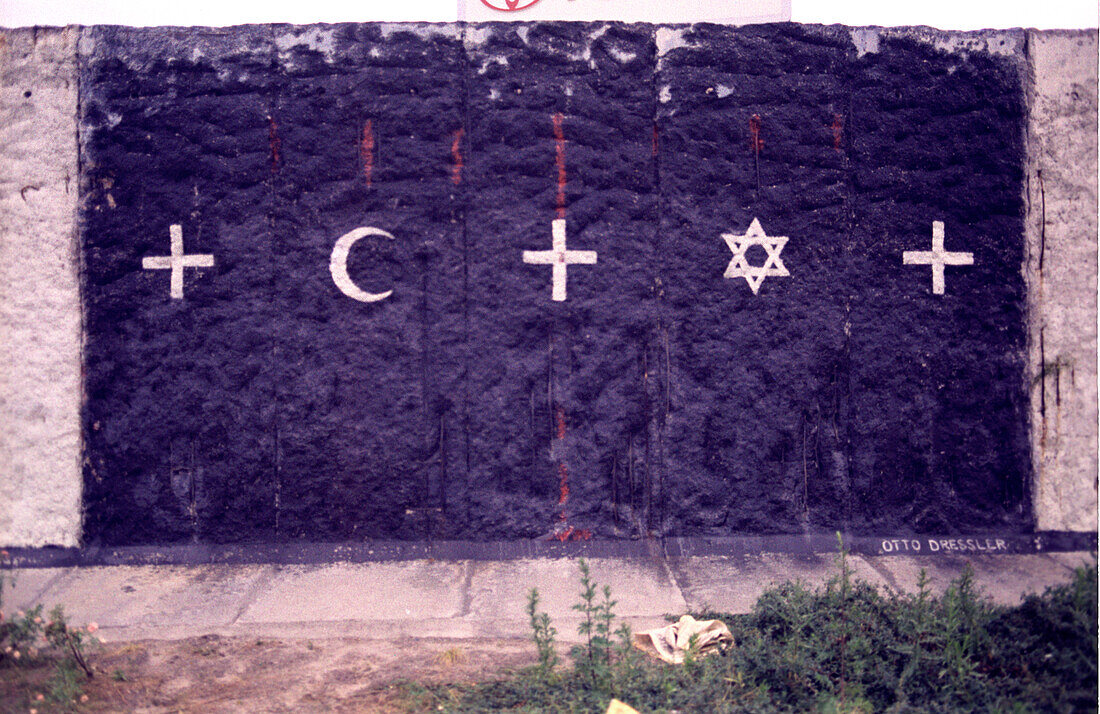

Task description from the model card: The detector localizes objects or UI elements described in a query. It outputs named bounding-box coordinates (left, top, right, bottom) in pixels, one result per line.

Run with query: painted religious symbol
left=330, top=226, right=396, bottom=302
left=522, top=218, right=598, bottom=302
left=721, top=217, right=790, bottom=294
left=141, top=224, right=215, bottom=299
left=902, top=221, right=974, bottom=295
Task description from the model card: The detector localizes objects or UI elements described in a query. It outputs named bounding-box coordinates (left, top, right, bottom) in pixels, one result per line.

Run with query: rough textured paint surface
left=846, top=31, right=1030, bottom=532
left=267, top=24, right=466, bottom=541
left=80, top=26, right=279, bottom=543
left=656, top=24, right=853, bottom=535
left=77, top=22, right=1033, bottom=545
left=464, top=23, right=659, bottom=540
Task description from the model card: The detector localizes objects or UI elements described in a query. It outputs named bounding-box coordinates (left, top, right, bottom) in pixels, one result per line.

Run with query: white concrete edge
left=1024, top=29, right=1099, bottom=531
left=0, top=26, right=83, bottom=547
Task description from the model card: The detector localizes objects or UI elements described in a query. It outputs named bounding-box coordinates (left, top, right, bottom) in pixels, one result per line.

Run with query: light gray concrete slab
left=1, top=567, right=72, bottom=612
left=1045, top=550, right=1098, bottom=572
left=27, top=564, right=271, bottom=635
left=236, top=561, right=469, bottom=626
left=1025, top=29, right=1099, bottom=532
left=96, top=616, right=483, bottom=643
left=0, top=27, right=83, bottom=547
left=864, top=551, right=1097, bottom=606
left=669, top=553, right=892, bottom=614
left=2, top=553, right=1092, bottom=643
left=465, top=557, right=688, bottom=640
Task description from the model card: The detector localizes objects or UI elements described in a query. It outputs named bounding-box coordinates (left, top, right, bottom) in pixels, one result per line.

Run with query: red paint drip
left=652, top=124, right=659, bottom=157
left=553, top=112, right=566, bottom=219
left=749, top=114, right=764, bottom=154
left=832, top=113, right=844, bottom=150
left=555, top=408, right=566, bottom=440
left=554, top=526, right=591, bottom=542
left=558, top=463, right=570, bottom=506
left=361, top=120, right=375, bottom=189
left=451, top=127, right=465, bottom=185
left=267, top=115, right=281, bottom=173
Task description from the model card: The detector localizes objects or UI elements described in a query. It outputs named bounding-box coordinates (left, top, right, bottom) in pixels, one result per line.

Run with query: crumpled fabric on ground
left=605, top=699, right=641, bottom=714
left=632, top=614, right=735, bottom=664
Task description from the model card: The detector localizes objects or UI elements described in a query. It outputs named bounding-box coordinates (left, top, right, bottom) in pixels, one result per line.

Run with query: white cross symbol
left=522, top=218, right=597, bottom=302
left=902, top=221, right=974, bottom=295
left=142, top=224, right=215, bottom=299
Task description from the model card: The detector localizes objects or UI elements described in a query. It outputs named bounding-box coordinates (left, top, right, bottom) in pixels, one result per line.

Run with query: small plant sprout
left=526, top=587, right=558, bottom=678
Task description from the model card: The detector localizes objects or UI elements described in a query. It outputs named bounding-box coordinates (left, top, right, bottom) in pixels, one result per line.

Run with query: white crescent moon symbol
left=330, top=226, right=396, bottom=302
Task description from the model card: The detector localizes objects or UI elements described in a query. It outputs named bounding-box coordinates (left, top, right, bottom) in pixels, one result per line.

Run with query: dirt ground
left=0, top=635, right=537, bottom=713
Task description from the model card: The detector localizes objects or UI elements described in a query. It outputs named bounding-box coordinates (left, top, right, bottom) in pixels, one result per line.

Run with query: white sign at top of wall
left=460, top=0, right=791, bottom=23
left=0, top=0, right=792, bottom=28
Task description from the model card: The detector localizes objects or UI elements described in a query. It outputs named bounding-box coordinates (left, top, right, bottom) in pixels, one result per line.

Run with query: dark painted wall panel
left=78, top=22, right=1032, bottom=545
left=656, top=24, right=853, bottom=534
left=266, top=24, right=467, bottom=540
left=463, top=24, right=659, bottom=540
left=80, top=27, right=278, bottom=544
left=847, top=35, right=1031, bottom=532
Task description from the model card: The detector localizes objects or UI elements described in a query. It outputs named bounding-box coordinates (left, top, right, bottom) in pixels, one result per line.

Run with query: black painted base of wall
left=5, top=531, right=1095, bottom=569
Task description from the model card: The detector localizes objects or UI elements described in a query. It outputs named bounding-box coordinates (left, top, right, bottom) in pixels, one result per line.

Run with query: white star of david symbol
left=721, top=218, right=790, bottom=294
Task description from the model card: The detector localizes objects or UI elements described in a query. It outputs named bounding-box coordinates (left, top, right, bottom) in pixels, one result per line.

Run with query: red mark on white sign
left=479, top=0, right=542, bottom=11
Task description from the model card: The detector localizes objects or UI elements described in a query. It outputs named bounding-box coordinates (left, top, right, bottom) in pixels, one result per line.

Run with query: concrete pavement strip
left=3, top=551, right=1093, bottom=644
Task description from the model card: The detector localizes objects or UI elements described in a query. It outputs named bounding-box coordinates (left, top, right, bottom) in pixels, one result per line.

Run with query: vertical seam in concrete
left=12, top=567, right=75, bottom=607
left=456, top=559, right=474, bottom=617
left=265, top=24, right=282, bottom=539
left=648, top=24, right=668, bottom=538
left=855, top=555, right=902, bottom=595
left=841, top=35, right=857, bottom=532
left=1022, top=29, right=1042, bottom=530
left=228, top=565, right=275, bottom=625
left=658, top=556, right=689, bottom=610
left=418, top=219, right=433, bottom=520
left=458, top=21, right=473, bottom=524
left=74, top=24, right=87, bottom=546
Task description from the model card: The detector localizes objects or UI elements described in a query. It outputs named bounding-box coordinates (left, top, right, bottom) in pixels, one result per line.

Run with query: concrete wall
left=0, top=24, right=1095, bottom=547
left=0, top=27, right=82, bottom=547
left=1026, top=30, right=1099, bottom=531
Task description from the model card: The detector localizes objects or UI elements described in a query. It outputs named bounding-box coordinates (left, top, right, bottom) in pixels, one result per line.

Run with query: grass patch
left=411, top=544, right=1097, bottom=713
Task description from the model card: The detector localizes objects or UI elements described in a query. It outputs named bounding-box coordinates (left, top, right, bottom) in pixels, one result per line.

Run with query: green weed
left=571, top=558, right=620, bottom=690
left=526, top=587, right=558, bottom=680
left=416, top=546, right=1098, bottom=714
